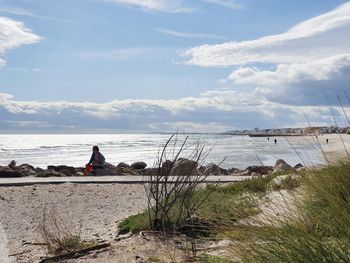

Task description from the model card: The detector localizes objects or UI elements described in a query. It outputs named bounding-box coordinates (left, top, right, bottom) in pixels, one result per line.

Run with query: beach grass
left=227, top=161, right=350, bottom=263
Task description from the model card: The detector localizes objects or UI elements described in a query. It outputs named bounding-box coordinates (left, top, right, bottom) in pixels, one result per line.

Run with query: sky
left=0, top=0, right=350, bottom=133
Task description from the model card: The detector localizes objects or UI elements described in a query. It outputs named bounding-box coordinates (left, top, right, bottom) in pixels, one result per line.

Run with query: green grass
left=118, top=211, right=150, bottom=234
left=118, top=174, right=281, bottom=235
left=230, top=161, right=350, bottom=263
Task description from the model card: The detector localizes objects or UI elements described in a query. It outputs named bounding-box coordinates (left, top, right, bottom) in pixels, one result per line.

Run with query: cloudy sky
left=0, top=0, right=350, bottom=133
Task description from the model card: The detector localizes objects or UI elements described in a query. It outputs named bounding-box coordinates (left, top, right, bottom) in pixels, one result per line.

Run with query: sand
left=0, top=184, right=148, bottom=263
left=321, top=133, right=350, bottom=160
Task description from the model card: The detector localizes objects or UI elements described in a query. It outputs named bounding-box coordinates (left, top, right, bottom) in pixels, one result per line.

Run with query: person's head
left=92, top=145, right=99, bottom=152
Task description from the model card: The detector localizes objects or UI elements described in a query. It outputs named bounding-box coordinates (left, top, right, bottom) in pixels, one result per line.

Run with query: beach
left=321, top=133, right=350, bottom=161
left=0, top=134, right=349, bottom=262
left=0, top=184, right=148, bottom=263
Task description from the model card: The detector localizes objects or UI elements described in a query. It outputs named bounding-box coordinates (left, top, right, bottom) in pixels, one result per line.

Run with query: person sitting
left=87, top=145, right=105, bottom=174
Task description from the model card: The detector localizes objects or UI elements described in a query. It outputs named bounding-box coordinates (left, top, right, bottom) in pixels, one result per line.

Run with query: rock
left=116, top=162, right=129, bottom=168
left=0, top=166, right=22, bottom=177
left=11, top=163, right=36, bottom=176
left=94, top=168, right=112, bottom=176
left=228, top=167, right=240, bottom=174
left=197, top=165, right=205, bottom=174
left=203, top=163, right=221, bottom=176
left=161, top=160, right=174, bottom=174
left=294, top=163, right=304, bottom=169
left=273, top=159, right=293, bottom=173
left=246, top=166, right=273, bottom=175
left=169, top=158, right=198, bottom=176
left=35, top=170, right=66, bottom=177
left=47, top=165, right=76, bottom=173
left=130, top=162, right=147, bottom=170
left=60, top=168, right=75, bottom=176
left=140, top=167, right=158, bottom=176
left=8, top=160, right=16, bottom=168
left=35, top=167, right=44, bottom=173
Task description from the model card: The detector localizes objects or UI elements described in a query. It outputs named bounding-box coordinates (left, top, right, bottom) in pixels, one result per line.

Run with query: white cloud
left=228, top=53, right=350, bottom=85
left=181, top=2, right=350, bottom=66
left=0, top=16, right=41, bottom=66
left=0, top=6, right=36, bottom=17
left=0, top=6, right=74, bottom=23
left=202, top=0, right=244, bottom=10
left=103, top=0, right=195, bottom=13
left=0, top=91, right=347, bottom=132
left=154, top=28, right=225, bottom=40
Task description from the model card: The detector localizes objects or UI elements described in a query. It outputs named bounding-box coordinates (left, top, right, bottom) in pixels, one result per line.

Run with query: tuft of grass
left=230, top=161, right=350, bottom=263
left=270, top=174, right=301, bottom=191
left=118, top=211, right=150, bottom=234
left=147, top=255, right=162, bottom=262
left=39, top=208, right=91, bottom=255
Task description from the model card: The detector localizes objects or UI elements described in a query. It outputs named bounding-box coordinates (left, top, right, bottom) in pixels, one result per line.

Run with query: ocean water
left=0, top=134, right=326, bottom=169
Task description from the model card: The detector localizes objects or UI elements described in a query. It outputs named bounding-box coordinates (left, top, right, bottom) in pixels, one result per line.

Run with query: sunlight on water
left=0, top=134, right=326, bottom=169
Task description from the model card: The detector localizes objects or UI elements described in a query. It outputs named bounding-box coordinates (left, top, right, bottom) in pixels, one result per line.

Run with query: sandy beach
left=0, top=184, right=148, bottom=263
left=321, top=133, right=350, bottom=160
left=1, top=134, right=350, bottom=262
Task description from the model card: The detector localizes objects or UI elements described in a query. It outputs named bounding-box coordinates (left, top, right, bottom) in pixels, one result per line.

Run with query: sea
left=0, top=134, right=327, bottom=169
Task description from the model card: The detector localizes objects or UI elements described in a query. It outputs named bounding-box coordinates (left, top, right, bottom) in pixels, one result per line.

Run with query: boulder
left=273, top=159, right=293, bottom=173
left=169, top=158, right=198, bottom=176
left=8, top=160, right=16, bottom=168
left=141, top=167, right=158, bottom=176
left=161, top=160, right=174, bottom=174
left=48, top=165, right=76, bottom=173
left=0, top=166, right=22, bottom=178
left=116, top=162, right=129, bottom=168
left=203, top=163, right=221, bottom=176
left=117, top=167, right=137, bottom=175
left=130, top=162, right=147, bottom=170
left=59, top=168, right=75, bottom=176
left=246, top=166, right=273, bottom=175
left=7, top=162, right=36, bottom=177
left=35, top=167, right=44, bottom=173
left=94, top=168, right=111, bottom=176
left=294, top=163, right=304, bottom=169
left=35, top=170, right=66, bottom=177
left=228, top=167, right=240, bottom=174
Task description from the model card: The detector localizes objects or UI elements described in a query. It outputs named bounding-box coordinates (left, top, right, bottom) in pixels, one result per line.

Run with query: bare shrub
left=144, top=134, right=218, bottom=235
left=39, top=207, right=83, bottom=255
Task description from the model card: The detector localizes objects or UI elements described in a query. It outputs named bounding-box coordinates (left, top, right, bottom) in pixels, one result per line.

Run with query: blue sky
left=0, top=0, right=350, bottom=133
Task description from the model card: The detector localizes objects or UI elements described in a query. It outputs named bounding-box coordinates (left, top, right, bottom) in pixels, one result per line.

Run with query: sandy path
left=0, top=183, right=147, bottom=263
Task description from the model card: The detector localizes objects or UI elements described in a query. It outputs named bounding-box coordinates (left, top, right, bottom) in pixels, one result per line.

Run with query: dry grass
left=38, top=207, right=86, bottom=255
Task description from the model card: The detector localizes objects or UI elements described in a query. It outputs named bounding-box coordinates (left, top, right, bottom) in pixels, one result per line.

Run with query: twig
left=38, top=243, right=110, bottom=263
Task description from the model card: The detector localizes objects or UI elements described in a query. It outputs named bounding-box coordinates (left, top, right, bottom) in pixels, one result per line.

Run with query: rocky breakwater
left=0, top=159, right=304, bottom=178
